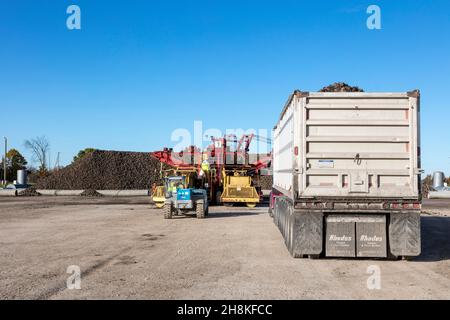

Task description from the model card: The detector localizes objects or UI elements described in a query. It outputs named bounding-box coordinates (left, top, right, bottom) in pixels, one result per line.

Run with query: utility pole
left=3, top=137, right=7, bottom=185
left=54, top=152, right=60, bottom=170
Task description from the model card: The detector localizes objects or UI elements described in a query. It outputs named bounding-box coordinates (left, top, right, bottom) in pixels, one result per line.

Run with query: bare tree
left=24, top=136, right=50, bottom=173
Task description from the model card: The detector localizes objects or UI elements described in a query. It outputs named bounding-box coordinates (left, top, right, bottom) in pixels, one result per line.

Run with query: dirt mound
left=17, top=187, right=41, bottom=197
left=80, top=189, right=103, bottom=197
left=320, top=82, right=364, bottom=92
left=35, top=150, right=168, bottom=190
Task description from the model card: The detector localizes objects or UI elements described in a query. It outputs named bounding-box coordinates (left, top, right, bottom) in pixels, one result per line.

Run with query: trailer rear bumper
left=272, top=196, right=421, bottom=259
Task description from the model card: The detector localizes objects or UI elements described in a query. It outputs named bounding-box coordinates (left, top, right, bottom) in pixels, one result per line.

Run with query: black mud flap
left=389, top=212, right=421, bottom=257
left=291, top=211, right=323, bottom=258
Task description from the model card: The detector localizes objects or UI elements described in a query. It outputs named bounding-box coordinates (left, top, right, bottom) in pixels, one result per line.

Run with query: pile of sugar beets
left=319, top=82, right=364, bottom=92
left=35, top=150, right=168, bottom=190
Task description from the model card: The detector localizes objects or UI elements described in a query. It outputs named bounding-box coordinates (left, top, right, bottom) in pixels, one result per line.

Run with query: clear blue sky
left=1, top=0, right=449, bottom=175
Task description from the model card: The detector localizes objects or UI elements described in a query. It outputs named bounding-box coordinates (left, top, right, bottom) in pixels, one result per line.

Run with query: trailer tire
left=402, top=256, right=414, bottom=261
left=164, top=203, right=173, bottom=219
left=387, top=250, right=399, bottom=260
left=196, top=200, right=205, bottom=219
left=287, top=211, right=294, bottom=256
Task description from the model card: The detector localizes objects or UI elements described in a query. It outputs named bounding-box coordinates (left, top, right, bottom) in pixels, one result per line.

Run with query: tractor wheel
left=155, top=201, right=165, bottom=209
left=196, top=200, right=205, bottom=219
left=246, top=202, right=257, bottom=208
left=215, top=190, right=222, bottom=205
left=163, top=203, right=172, bottom=219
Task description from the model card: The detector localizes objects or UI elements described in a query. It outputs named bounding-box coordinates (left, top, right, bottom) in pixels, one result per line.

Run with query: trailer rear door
left=298, top=93, right=420, bottom=199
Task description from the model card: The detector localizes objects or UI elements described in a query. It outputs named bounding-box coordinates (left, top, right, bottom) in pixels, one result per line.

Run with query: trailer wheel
left=246, top=202, right=257, bottom=208
left=163, top=203, right=173, bottom=219
left=402, top=256, right=414, bottom=261
left=196, top=200, right=205, bottom=219
left=387, top=254, right=400, bottom=261
left=287, top=212, right=294, bottom=256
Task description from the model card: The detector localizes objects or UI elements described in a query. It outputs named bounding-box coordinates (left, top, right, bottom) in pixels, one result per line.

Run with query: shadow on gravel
left=166, top=211, right=264, bottom=219
left=415, top=216, right=450, bottom=262
left=166, top=204, right=269, bottom=219
left=207, top=211, right=265, bottom=218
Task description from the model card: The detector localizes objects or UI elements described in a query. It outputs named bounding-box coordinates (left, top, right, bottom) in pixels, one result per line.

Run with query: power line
left=3, top=137, right=7, bottom=185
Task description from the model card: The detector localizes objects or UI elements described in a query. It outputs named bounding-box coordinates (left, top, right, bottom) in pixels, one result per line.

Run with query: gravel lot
left=0, top=197, right=449, bottom=300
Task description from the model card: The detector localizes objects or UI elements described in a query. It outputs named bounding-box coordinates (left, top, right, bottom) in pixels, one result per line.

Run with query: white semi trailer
left=270, top=90, right=422, bottom=259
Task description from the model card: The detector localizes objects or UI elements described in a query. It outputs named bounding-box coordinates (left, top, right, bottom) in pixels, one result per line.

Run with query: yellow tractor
left=220, top=168, right=260, bottom=208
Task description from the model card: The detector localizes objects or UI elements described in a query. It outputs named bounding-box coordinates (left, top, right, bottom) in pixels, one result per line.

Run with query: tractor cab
left=165, top=176, right=187, bottom=198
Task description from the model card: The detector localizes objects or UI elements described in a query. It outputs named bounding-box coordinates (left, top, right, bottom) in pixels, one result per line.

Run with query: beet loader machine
left=150, top=134, right=272, bottom=216
left=208, top=134, right=264, bottom=208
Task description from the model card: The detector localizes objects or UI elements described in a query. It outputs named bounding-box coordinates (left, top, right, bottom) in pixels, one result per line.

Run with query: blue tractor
left=163, top=175, right=209, bottom=219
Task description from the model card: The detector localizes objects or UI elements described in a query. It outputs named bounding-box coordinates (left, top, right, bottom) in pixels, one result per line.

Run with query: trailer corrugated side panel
left=273, top=93, right=297, bottom=199
left=273, top=92, right=421, bottom=200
